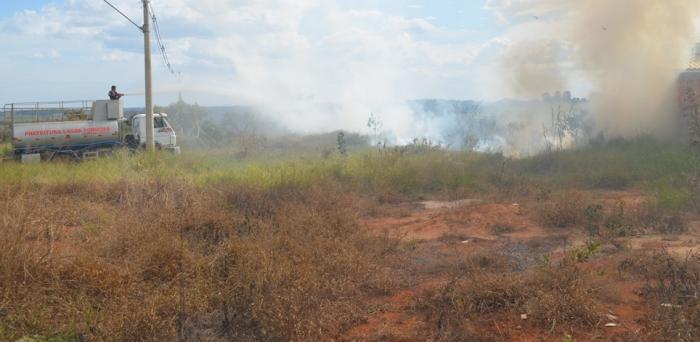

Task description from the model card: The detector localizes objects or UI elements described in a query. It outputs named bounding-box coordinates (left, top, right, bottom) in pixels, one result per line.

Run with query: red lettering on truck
left=24, top=129, right=62, bottom=136
left=22, top=125, right=113, bottom=138
left=85, top=127, right=110, bottom=133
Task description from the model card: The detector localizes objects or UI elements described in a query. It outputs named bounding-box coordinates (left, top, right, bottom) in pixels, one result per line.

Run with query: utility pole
left=103, top=0, right=157, bottom=151
left=142, top=0, right=155, bottom=151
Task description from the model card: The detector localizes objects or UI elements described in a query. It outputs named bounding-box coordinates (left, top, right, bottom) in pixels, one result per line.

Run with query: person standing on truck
left=108, top=85, right=124, bottom=100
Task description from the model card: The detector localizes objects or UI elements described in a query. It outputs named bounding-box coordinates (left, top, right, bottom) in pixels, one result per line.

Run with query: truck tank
left=12, top=120, right=120, bottom=152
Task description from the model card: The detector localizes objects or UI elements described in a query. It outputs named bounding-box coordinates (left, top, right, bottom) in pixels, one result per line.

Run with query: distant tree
left=367, top=112, right=384, bottom=147
left=442, top=102, right=483, bottom=151
left=155, top=93, right=207, bottom=141
left=542, top=97, right=589, bottom=150
left=336, top=131, right=347, bottom=156
left=228, top=112, right=266, bottom=157
left=199, top=120, right=227, bottom=147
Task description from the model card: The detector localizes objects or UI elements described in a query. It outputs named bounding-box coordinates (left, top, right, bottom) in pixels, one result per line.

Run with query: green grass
left=0, top=143, right=10, bottom=157
left=0, top=137, right=697, bottom=205
left=516, top=137, right=698, bottom=188
left=515, top=137, right=700, bottom=210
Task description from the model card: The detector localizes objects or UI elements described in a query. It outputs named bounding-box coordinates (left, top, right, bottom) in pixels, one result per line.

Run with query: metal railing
left=2, top=100, right=96, bottom=125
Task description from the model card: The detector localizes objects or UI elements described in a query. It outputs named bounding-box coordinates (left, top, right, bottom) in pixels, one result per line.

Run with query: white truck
left=3, top=99, right=179, bottom=161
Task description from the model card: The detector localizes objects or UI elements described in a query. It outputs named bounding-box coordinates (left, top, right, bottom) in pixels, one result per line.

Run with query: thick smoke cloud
left=499, top=0, right=700, bottom=137
left=502, top=40, right=565, bottom=98
left=572, top=0, right=700, bottom=136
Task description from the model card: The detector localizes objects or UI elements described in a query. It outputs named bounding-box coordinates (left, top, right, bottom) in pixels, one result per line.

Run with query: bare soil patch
left=350, top=190, right=700, bottom=340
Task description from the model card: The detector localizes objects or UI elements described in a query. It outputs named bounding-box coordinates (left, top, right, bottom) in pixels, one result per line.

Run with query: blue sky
left=0, top=1, right=45, bottom=14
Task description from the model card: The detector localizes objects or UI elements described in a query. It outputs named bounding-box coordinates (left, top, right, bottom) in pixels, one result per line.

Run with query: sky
left=0, top=1, right=698, bottom=134
left=0, top=1, right=507, bottom=107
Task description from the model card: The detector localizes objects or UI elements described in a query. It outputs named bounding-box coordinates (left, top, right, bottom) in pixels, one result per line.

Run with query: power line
left=103, top=1, right=180, bottom=79
left=149, top=3, right=181, bottom=79
left=102, top=0, right=142, bottom=32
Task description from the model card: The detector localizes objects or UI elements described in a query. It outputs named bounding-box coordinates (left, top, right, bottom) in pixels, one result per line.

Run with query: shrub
left=594, top=172, right=633, bottom=190
left=538, top=191, right=589, bottom=228
left=490, top=222, right=517, bottom=235
left=652, top=179, right=695, bottom=212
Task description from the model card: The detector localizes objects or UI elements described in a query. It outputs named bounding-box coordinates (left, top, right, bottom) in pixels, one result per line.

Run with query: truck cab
left=128, top=113, right=179, bottom=153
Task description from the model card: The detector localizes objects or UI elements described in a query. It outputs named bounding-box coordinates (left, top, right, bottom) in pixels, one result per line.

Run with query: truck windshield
left=154, top=117, right=167, bottom=129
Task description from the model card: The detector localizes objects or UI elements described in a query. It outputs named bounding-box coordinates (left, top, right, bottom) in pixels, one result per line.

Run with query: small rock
left=520, top=313, right=528, bottom=320
left=605, top=323, right=619, bottom=327
left=461, top=240, right=470, bottom=244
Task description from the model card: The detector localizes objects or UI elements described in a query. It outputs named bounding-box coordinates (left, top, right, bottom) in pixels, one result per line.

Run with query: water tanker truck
left=2, top=99, right=179, bottom=161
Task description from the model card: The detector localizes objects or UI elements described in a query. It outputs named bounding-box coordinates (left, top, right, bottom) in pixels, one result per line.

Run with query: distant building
left=677, top=43, right=700, bottom=109
left=693, top=43, right=700, bottom=68
left=676, top=43, right=700, bottom=141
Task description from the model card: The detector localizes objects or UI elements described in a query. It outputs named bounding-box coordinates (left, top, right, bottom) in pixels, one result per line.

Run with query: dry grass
left=539, top=192, right=686, bottom=240
left=537, top=191, right=590, bottom=228
left=0, top=181, right=398, bottom=341
left=619, top=251, right=700, bottom=341
left=413, top=251, right=604, bottom=340
left=489, top=222, right=518, bottom=235
left=633, top=202, right=688, bottom=235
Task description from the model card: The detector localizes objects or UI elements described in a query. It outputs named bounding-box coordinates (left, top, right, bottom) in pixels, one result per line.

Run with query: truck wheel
left=125, top=135, right=138, bottom=149
left=51, top=151, right=79, bottom=163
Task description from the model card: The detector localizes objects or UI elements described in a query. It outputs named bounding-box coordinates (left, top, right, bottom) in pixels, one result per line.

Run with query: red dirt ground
left=347, top=190, right=700, bottom=341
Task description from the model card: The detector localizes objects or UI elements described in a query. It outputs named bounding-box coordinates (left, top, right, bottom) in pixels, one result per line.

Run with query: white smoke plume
left=495, top=0, right=700, bottom=138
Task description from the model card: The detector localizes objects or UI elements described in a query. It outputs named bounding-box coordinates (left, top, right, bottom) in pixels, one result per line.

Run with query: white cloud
left=484, top=0, right=569, bottom=22
left=101, top=50, right=139, bottom=62
left=31, top=49, right=61, bottom=60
